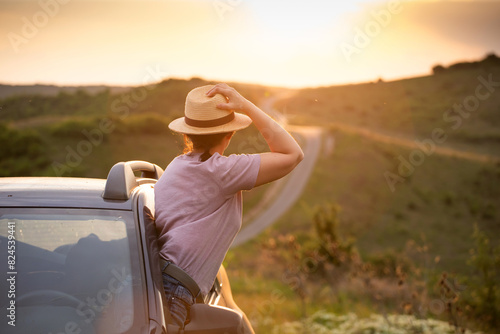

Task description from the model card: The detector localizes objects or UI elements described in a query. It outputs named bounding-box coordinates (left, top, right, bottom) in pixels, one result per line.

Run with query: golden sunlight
left=0, top=0, right=498, bottom=87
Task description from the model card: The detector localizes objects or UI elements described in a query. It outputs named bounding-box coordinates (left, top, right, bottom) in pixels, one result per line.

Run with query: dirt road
left=329, top=122, right=500, bottom=164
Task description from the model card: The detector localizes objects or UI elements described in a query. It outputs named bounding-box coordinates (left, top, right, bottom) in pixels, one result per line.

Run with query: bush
left=463, top=224, right=500, bottom=329
left=365, top=251, right=412, bottom=278
left=49, top=118, right=102, bottom=139
left=0, top=123, right=48, bottom=176
left=432, top=64, right=446, bottom=75
left=262, top=203, right=359, bottom=318
left=117, top=113, right=172, bottom=135
left=312, top=203, right=357, bottom=268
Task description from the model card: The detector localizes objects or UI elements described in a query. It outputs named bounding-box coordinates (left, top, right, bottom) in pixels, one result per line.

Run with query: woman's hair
left=184, top=132, right=234, bottom=162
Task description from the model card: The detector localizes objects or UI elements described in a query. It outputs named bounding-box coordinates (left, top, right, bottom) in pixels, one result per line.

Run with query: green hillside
left=274, top=53, right=500, bottom=156
left=0, top=77, right=277, bottom=177
left=227, top=55, right=500, bottom=332
left=0, top=83, right=131, bottom=99
left=1, top=55, right=499, bottom=332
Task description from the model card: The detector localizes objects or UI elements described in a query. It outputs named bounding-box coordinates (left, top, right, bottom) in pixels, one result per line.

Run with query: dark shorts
left=162, top=272, right=195, bottom=328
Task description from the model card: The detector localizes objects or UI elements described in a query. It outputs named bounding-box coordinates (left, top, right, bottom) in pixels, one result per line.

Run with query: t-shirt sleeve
left=217, top=153, right=261, bottom=195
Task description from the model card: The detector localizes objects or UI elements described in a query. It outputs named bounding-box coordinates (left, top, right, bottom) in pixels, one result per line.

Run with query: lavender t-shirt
left=154, top=152, right=261, bottom=295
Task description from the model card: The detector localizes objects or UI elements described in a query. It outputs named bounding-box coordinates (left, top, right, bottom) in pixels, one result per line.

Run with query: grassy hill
left=1, top=55, right=499, bottom=332
left=227, top=55, right=500, bottom=332
left=0, top=77, right=279, bottom=176
left=0, top=83, right=132, bottom=99
left=274, top=54, right=500, bottom=156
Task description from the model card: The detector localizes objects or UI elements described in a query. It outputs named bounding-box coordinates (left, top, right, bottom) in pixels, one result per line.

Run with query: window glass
left=0, top=209, right=145, bottom=334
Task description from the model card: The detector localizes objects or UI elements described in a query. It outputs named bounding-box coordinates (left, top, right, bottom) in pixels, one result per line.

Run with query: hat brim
left=168, top=112, right=252, bottom=135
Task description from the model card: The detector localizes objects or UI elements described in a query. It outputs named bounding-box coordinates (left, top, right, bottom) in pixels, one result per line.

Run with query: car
left=0, top=160, right=255, bottom=334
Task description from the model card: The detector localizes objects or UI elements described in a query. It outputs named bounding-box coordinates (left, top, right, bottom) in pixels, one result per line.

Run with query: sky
left=1, top=0, right=499, bottom=88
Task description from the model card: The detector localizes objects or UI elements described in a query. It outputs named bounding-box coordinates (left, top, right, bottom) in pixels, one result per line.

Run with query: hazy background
left=1, top=0, right=500, bottom=88
left=1, top=1, right=500, bottom=333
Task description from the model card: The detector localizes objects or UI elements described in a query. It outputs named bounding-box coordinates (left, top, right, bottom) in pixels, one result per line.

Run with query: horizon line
left=0, top=72, right=435, bottom=92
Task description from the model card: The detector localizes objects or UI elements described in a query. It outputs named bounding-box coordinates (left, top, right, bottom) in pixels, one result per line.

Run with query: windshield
left=0, top=208, right=146, bottom=334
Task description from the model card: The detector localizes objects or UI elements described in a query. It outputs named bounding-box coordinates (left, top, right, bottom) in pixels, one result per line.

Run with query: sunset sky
left=1, top=0, right=499, bottom=88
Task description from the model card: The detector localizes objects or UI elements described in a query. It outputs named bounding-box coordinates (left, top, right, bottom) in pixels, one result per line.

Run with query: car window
left=0, top=208, right=146, bottom=334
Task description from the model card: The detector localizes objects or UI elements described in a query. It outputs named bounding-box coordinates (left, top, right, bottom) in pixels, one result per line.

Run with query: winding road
left=231, top=92, right=500, bottom=247
left=231, top=100, right=323, bottom=247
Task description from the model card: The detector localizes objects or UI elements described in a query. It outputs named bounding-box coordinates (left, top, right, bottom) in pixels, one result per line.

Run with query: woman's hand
left=206, top=83, right=251, bottom=113
left=207, top=83, right=304, bottom=187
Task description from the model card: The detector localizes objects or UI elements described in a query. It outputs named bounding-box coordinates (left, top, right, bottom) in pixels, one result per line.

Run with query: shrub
left=312, top=203, right=357, bottom=268
left=262, top=203, right=359, bottom=318
left=463, top=224, right=500, bottom=329
left=0, top=123, right=48, bottom=176
left=49, top=118, right=102, bottom=139
left=365, top=251, right=412, bottom=278
left=118, top=113, right=172, bottom=135
left=432, top=64, right=446, bottom=75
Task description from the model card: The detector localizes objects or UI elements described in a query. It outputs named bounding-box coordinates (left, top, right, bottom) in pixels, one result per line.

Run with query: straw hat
left=168, top=85, right=252, bottom=135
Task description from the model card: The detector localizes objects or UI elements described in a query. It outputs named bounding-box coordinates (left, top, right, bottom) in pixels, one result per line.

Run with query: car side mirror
left=167, top=304, right=244, bottom=334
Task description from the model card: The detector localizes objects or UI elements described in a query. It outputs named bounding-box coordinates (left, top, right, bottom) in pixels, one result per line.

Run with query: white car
left=0, top=160, right=254, bottom=334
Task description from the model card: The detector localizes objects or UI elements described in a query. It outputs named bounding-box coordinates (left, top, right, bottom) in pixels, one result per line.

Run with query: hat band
left=184, top=112, right=235, bottom=128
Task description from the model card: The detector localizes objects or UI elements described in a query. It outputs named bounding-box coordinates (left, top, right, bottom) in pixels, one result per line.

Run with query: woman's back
left=155, top=152, right=260, bottom=294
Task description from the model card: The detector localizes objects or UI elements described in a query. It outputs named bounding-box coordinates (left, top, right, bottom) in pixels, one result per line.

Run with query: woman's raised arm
left=206, top=84, right=304, bottom=187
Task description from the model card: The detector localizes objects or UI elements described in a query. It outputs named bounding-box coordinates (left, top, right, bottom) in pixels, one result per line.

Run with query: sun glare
left=0, top=0, right=498, bottom=87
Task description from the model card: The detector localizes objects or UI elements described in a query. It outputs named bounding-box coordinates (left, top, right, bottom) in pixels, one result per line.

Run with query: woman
left=154, top=83, right=304, bottom=328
